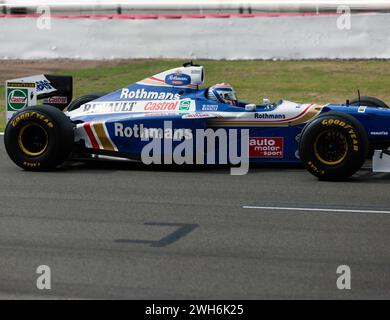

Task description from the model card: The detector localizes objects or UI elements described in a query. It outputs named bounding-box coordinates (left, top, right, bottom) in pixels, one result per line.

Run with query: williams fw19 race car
left=4, top=62, right=390, bottom=180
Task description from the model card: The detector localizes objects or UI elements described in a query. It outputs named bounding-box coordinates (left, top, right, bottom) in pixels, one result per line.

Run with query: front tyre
left=4, top=105, right=74, bottom=171
left=349, top=96, right=388, bottom=109
left=299, top=112, right=368, bottom=180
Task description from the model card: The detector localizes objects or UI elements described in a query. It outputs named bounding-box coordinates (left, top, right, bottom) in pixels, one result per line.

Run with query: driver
left=206, top=83, right=239, bottom=106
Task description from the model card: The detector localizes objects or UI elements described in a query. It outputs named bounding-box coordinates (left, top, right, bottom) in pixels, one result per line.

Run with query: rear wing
left=5, top=74, right=73, bottom=123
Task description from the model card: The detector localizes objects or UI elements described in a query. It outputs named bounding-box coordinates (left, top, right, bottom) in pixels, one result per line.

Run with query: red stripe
left=278, top=103, right=313, bottom=122
left=0, top=12, right=346, bottom=20
left=84, top=123, right=100, bottom=149
left=149, top=76, right=166, bottom=83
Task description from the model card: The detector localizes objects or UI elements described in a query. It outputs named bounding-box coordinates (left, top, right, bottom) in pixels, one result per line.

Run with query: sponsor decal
left=79, top=100, right=190, bottom=114
left=144, top=101, right=179, bottom=111
left=143, top=112, right=179, bottom=117
left=7, top=88, right=28, bottom=111
left=179, top=100, right=191, bottom=111
left=165, top=72, right=191, bottom=86
left=370, top=131, right=389, bottom=136
left=358, top=106, right=367, bottom=113
left=114, top=123, right=193, bottom=140
left=182, top=113, right=212, bottom=119
left=202, top=104, right=219, bottom=111
left=249, top=137, right=284, bottom=158
left=307, top=161, right=325, bottom=175
left=11, top=111, right=54, bottom=129
left=254, top=113, right=286, bottom=120
left=7, top=82, right=35, bottom=88
left=83, top=101, right=137, bottom=113
left=120, top=88, right=180, bottom=100
left=36, top=79, right=54, bottom=92
left=45, top=96, right=68, bottom=104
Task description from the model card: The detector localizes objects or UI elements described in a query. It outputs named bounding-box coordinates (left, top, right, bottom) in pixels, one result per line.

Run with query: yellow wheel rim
left=314, top=129, right=349, bottom=166
left=18, top=124, right=49, bottom=157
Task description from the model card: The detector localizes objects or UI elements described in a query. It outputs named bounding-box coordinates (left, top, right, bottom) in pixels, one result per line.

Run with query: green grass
left=1, top=59, right=390, bottom=131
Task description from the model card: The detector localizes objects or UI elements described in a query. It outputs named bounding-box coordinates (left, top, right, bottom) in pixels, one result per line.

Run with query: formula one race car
left=4, top=62, right=390, bottom=180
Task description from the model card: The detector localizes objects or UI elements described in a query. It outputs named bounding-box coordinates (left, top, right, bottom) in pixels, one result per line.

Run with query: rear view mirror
left=245, top=104, right=256, bottom=111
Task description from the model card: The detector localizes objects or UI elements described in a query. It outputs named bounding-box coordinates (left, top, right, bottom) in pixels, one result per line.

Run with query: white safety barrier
left=0, top=13, right=389, bottom=60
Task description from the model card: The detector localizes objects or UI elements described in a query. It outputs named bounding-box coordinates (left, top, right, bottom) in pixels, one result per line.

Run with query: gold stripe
left=209, top=105, right=323, bottom=127
left=93, top=122, right=115, bottom=151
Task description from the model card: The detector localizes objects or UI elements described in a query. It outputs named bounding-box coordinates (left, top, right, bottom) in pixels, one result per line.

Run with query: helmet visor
left=218, top=89, right=238, bottom=106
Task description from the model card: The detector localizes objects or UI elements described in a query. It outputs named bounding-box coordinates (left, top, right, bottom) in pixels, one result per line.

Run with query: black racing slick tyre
left=66, top=93, right=107, bottom=112
left=4, top=105, right=74, bottom=171
left=299, top=112, right=369, bottom=180
left=350, top=96, right=389, bottom=109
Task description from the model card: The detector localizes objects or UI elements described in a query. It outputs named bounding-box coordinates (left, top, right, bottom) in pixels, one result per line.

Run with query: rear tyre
left=4, top=105, right=74, bottom=171
left=66, top=93, right=107, bottom=112
left=299, top=112, right=368, bottom=180
left=349, top=96, right=389, bottom=109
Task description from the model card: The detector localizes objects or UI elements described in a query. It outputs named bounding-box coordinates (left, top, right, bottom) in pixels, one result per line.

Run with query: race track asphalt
left=0, top=136, right=389, bottom=299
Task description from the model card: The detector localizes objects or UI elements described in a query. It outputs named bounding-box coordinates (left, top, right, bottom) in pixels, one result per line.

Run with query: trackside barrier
left=0, top=12, right=341, bottom=19
left=0, top=13, right=389, bottom=59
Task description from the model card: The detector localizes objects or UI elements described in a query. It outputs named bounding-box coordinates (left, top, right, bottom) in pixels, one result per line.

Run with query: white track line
left=243, top=206, right=390, bottom=215
left=0, top=132, right=3, bottom=136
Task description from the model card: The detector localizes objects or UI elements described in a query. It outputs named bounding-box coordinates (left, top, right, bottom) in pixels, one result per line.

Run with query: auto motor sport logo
left=249, top=137, right=284, bottom=158
left=7, top=89, right=28, bottom=111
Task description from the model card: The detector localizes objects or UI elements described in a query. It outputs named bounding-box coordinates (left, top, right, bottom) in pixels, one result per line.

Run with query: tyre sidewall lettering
left=306, top=121, right=358, bottom=170
left=320, top=119, right=360, bottom=152
left=299, top=112, right=368, bottom=180
left=11, top=111, right=54, bottom=129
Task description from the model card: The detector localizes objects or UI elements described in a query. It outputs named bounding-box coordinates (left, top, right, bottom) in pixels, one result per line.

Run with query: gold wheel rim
left=314, top=129, right=349, bottom=166
left=17, top=124, right=49, bottom=157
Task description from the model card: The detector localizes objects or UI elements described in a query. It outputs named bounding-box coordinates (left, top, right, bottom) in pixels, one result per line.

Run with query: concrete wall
left=1, top=13, right=389, bottom=60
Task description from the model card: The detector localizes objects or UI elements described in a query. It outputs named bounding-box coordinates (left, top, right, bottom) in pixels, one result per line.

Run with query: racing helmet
left=207, top=83, right=239, bottom=106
